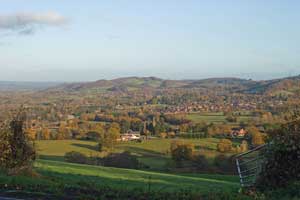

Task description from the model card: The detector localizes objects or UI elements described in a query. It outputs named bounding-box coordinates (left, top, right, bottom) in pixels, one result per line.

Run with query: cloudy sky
left=1, top=0, right=300, bottom=81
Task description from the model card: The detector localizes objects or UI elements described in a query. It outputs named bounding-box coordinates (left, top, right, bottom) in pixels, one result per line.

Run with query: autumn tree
left=26, top=128, right=37, bottom=140
left=170, top=140, right=194, bottom=167
left=0, top=111, right=36, bottom=174
left=217, top=139, right=233, bottom=152
left=41, top=127, right=51, bottom=140
left=100, top=126, right=120, bottom=151
left=57, top=121, right=70, bottom=139
left=247, top=126, right=265, bottom=146
left=251, top=132, right=265, bottom=146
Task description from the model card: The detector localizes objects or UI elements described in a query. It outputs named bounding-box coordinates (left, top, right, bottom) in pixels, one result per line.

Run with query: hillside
left=45, top=75, right=300, bottom=95
left=0, top=159, right=241, bottom=199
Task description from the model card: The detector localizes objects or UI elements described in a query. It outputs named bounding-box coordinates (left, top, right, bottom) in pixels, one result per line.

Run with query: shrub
left=64, top=151, right=88, bottom=164
left=256, top=120, right=300, bottom=189
left=214, top=155, right=236, bottom=174
left=171, top=140, right=194, bottom=167
left=167, top=132, right=176, bottom=138
left=240, top=140, right=248, bottom=152
left=192, top=155, right=209, bottom=171
left=251, top=132, right=265, bottom=147
left=226, top=115, right=237, bottom=123
left=217, top=139, right=233, bottom=152
left=160, top=132, right=167, bottom=138
left=98, top=142, right=103, bottom=152
left=100, top=151, right=140, bottom=169
left=86, top=131, right=102, bottom=140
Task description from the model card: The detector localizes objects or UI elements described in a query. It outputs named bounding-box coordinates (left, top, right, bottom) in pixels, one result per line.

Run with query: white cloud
left=0, top=11, right=68, bottom=35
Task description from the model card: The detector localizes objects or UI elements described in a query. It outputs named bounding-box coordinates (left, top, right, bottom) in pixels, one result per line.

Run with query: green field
left=36, top=138, right=224, bottom=170
left=187, top=113, right=226, bottom=123
left=186, top=112, right=252, bottom=124
left=0, top=159, right=242, bottom=199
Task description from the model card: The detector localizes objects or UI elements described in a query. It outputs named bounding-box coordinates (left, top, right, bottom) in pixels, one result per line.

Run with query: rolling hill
left=45, top=75, right=300, bottom=96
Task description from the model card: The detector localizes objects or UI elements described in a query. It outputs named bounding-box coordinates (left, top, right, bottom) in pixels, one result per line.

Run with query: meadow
left=186, top=112, right=252, bottom=125
left=0, top=159, right=243, bottom=199
left=36, top=138, right=225, bottom=170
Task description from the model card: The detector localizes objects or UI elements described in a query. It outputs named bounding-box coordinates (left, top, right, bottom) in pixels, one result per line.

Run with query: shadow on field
left=36, top=163, right=238, bottom=193
left=195, top=145, right=215, bottom=151
left=119, top=146, right=165, bottom=157
left=71, top=143, right=99, bottom=151
left=39, top=155, right=65, bottom=161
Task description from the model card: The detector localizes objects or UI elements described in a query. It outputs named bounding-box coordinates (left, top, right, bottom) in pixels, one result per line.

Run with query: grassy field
left=187, top=113, right=226, bottom=123
left=0, top=159, right=242, bottom=199
left=36, top=138, right=224, bottom=170
left=186, top=112, right=252, bottom=124
left=35, top=159, right=239, bottom=191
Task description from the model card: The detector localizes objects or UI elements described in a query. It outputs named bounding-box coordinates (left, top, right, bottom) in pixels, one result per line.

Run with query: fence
left=235, top=144, right=267, bottom=187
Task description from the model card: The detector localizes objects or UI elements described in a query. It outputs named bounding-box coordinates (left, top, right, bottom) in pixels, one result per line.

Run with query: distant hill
left=243, top=75, right=300, bottom=95
left=35, top=75, right=300, bottom=95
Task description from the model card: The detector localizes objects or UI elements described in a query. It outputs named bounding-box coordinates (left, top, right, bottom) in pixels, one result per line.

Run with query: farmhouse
left=231, top=128, right=247, bottom=138
left=120, top=131, right=141, bottom=141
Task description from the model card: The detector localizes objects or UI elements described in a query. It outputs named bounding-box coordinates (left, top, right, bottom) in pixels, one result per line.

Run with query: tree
left=251, top=132, right=265, bottom=146
left=101, top=127, right=120, bottom=150
left=170, top=140, right=194, bottom=167
left=247, top=126, right=264, bottom=146
left=217, top=139, right=233, bottom=152
left=26, top=128, right=37, bottom=140
left=226, top=115, right=237, bottom=123
left=257, top=120, right=300, bottom=189
left=120, top=119, right=130, bottom=134
left=0, top=111, right=36, bottom=174
left=41, top=127, right=51, bottom=140
left=240, top=140, right=248, bottom=152
left=58, top=121, right=70, bottom=139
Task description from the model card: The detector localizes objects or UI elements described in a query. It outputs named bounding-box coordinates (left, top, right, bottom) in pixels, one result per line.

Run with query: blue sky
left=0, top=0, right=300, bottom=81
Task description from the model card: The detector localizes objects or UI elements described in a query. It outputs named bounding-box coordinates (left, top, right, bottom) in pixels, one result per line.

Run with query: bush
left=86, top=131, right=102, bottom=140
left=256, top=120, right=300, bottom=189
left=214, top=155, right=236, bottom=174
left=226, top=115, right=237, bottom=123
left=217, top=139, right=233, bottom=152
left=160, top=132, right=167, bottom=138
left=171, top=140, right=194, bottom=167
left=100, top=151, right=140, bottom=169
left=240, top=140, right=248, bottom=152
left=192, top=155, right=209, bottom=171
left=64, top=151, right=88, bottom=164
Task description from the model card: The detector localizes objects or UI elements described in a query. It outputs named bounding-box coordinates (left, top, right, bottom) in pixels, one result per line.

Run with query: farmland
left=186, top=112, right=252, bottom=124
left=36, top=138, right=226, bottom=170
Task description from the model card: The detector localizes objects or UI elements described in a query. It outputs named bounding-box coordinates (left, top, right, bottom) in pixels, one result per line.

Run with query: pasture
left=186, top=112, right=252, bottom=124
left=0, top=159, right=242, bottom=199
left=36, top=138, right=224, bottom=170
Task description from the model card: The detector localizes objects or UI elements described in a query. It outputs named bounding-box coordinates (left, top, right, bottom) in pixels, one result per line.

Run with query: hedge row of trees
left=170, top=140, right=236, bottom=174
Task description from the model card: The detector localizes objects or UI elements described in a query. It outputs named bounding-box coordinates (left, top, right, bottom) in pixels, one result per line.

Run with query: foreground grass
left=36, top=159, right=239, bottom=191
left=1, top=160, right=299, bottom=199
left=0, top=159, right=246, bottom=199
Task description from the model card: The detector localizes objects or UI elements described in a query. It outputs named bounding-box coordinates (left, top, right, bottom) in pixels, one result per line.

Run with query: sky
left=0, top=0, right=300, bottom=82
